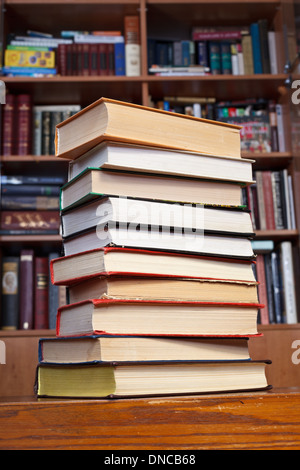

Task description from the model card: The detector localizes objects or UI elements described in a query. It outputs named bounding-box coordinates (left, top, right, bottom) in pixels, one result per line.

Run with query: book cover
left=1, top=257, right=19, bottom=329
left=19, top=249, right=34, bottom=330
left=34, top=257, right=49, bottom=329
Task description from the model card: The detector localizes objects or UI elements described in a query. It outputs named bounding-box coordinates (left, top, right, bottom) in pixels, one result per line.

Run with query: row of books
left=253, top=240, right=298, bottom=325
left=243, top=170, right=296, bottom=231
left=0, top=174, right=65, bottom=212
left=0, top=251, right=66, bottom=331
left=1, top=94, right=287, bottom=156
left=1, top=93, right=81, bottom=156
left=35, top=97, right=270, bottom=399
left=148, top=20, right=279, bottom=75
left=153, top=97, right=286, bottom=153
left=3, top=16, right=141, bottom=77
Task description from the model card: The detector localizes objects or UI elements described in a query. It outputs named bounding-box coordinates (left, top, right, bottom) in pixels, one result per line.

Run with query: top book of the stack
left=55, top=97, right=241, bottom=161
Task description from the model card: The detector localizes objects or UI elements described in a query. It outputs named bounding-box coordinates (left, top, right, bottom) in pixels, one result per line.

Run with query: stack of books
left=35, top=97, right=270, bottom=399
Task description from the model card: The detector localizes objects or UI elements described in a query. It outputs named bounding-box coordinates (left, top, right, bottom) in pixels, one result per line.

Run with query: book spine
left=255, top=254, right=269, bottom=324
left=241, top=34, right=254, bottom=74
left=196, top=41, right=208, bottom=67
left=114, top=42, right=125, bottom=76
left=124, top=15, right=141, bottom=76
left=267, top=31, right=278, bottom=74
left=1, top=94, right=16, bottom=156
left=250, top=23, right=263, bottom=74
left=16, top=94, right=32, bottom=156
left=34, top=257, right=49, bottom=329
left=1, top=257, right=19, bottom=329
left=0, top=211, right=60, bottom=234
left=41, top=111, right=51, bottom=155
left=220, top=42, right=232, bottom=74
left=258, top=19, right=270, bottom=74
left=208, top=42, right=221, bottom=75
left=262, top=171, right=276, bottom=230
left=280, top=242, right=298, bottom=324
left=1, top=184, right=60, bottom=196
left=98, top=44, right=108, bottom=75
left=1, top=195, right=59, bottom=210
left=19, top=250, right=34, bottom=329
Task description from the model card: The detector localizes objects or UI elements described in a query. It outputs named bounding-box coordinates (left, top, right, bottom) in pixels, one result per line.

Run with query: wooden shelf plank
left=0, top=388, right=299, bottom=450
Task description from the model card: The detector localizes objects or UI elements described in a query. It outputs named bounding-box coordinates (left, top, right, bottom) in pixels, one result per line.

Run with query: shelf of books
left=0, top=0, right=299, bottom=396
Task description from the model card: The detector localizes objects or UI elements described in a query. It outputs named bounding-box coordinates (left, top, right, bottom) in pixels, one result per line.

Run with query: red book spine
left=16, top=94, right=32, bottom=156
left=107, top=44, right=115, bottom=75
left=19, top=250, right=34, bottom=329
left=98, top=44, right=108, bottom=75
left=2, top=94, right=16, bottom=156
left=82, top=43, right=90, bottom=76
left=57, top=44, right=67, bottom=76
left=89, top=44, right=98, bottom=76
left=255, top=254, right=269, bottom=324
left=34, top=257, right=49, bottom=329
left=262, top=171, right=276, bottom=230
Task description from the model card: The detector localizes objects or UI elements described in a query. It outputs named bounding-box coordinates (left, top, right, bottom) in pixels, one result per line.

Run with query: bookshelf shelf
left=255, top=229, right=299, bottom=240
left=0, top=0, right=299, bottom=396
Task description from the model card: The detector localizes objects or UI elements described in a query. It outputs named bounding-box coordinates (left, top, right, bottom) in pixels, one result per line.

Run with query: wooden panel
left=0, top=331, right=55, bottom=397
left=249, top=324, right=300, bottom=388
left=0, top=389, right=299, bottom=449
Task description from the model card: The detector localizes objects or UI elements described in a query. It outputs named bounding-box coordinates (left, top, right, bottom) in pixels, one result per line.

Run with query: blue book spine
left=197, top=41, right=208, bottom=67
left=181, top=40, right=191, bottom=66
left=114, top=42, right=125, bottom=76
left=250, top=23, right=263, bottom=74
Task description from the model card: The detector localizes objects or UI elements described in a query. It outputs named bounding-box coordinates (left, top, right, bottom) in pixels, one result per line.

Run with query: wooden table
left=0, top=388, right=300, bottom=450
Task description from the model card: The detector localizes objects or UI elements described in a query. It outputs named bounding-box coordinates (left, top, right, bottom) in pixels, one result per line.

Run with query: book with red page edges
left=56, top=298, right=264, bottom=337
left=50, top=246, right=257, bottom=286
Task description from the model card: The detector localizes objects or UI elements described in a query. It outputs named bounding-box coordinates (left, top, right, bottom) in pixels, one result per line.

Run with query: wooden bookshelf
left=0, top=0, right=300, bottom=396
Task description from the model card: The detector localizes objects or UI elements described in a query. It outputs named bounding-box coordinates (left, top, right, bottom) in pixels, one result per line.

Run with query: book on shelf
left=0, top=211, right=60, bottom=235
left=67, top=140, right=254, bottom=183
left=33, top=104, right=81, bottom=155
left=244, top=170, right=296, bottom=231
left=56, top=298, right=262, bottom=337
left=19, top=249, right=34, bottom=330
left=35, top=360, right=270, bottom=399
left=124, top=15, right=141, bottom=77
left=61, top=196, right=254, bottom=239
left=253, top=241, right=298, bottom=324
left=50, top=247, right=257, bottom=287
left=60, top=168, right=245, bottom=213
left=148, top=20, right=276, bottom=77
left=0, top=257, right=19, bottom=330
left=34, top=257, right=49, bottom=330
left=38, top=335, right=253, bottom=364
left=0, top=250, right=67, bottom=331
left=1, top=195, right=59, bottom=211
left=48, top=253, right=67, bottom=330
left=67, top=275, right=258, bottom=305
left=1, top=94, right=32, bottom=156
left=54, top=97, right=241, bottom=160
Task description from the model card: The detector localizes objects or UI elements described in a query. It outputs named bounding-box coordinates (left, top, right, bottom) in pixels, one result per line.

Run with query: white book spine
left=280, top=242, right=298, bottom=324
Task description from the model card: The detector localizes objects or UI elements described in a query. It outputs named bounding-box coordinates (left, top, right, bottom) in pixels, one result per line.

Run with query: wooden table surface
left=0, top=388, right=300, bottom=450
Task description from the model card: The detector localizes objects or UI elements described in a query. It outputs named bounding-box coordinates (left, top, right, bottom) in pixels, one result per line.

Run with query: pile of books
left=35, top=97, right=270, bottom=399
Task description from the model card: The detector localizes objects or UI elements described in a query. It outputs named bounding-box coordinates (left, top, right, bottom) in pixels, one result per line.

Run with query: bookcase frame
left=0, top=0, right=299, bottom=396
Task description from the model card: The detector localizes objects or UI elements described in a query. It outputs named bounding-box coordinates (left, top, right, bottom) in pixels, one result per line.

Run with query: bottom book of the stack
left=36, top=334, right=271, bottom=398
